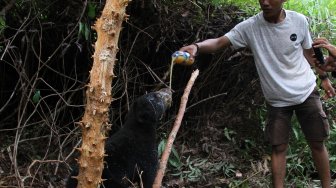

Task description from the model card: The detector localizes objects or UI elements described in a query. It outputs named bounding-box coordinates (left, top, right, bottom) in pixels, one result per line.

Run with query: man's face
left=259, top=0, right=285, bottom=18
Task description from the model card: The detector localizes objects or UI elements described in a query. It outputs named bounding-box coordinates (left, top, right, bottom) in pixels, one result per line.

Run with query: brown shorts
left=265, top=89, right=329, bottom=146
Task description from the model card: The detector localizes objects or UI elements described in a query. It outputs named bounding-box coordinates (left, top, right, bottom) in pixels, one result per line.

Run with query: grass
left=212, top=0, right=336, bottom=43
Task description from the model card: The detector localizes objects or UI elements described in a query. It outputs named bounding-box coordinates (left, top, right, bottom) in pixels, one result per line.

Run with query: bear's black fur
left=66, top=88, right=172, bottom=188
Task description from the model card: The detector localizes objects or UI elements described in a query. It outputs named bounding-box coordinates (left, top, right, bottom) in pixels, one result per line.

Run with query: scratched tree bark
left=75, top=0, right=130, bottom=187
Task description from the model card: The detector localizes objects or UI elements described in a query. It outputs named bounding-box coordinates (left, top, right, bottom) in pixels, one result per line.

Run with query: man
left=180, top=0, right=334, bottom=187
left=313, top=37, right=336, bottom=72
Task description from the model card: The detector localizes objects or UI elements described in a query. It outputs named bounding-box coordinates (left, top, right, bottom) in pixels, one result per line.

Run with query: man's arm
left=194, top=36, right=231, bottom=54
left=304, top=48, right=335, bottom=98
left=304, top=48, right=326, bottom=75
left=179, top=36, right=231, bottom=62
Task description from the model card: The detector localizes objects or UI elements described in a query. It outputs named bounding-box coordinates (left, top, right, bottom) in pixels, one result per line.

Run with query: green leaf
left=168, top=157, right=181, bottom=168
left=32, top=90, right=41, bottom=104
left=158, top=139, right=182, bottom=168
left=171, top=146, right=180, bottom=162
left=0, top=16, right=5, bottom=34
left=84, top=23, right=90, bottom=40
left=87, top=2, right=96, bottom=19
left=158, top=139, right=166, bottom=156
left=0, top=16, right=5, bottom=27
left=79, top=22, right=84, bottom=35
left=293, top=127, right=299, bottom=140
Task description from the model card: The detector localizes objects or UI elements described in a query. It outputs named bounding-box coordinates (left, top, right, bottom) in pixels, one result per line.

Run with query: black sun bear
left=66, top=88, right=172, bottom=188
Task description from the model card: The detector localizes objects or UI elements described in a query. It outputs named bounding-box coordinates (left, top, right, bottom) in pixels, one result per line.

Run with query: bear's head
left=132, top=88, right=172, bottom=126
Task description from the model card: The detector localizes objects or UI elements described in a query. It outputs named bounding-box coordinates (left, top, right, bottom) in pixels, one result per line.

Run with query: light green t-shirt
left=225, top=9, right=316, bottom=107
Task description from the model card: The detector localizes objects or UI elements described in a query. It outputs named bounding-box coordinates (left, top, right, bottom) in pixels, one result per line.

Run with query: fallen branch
left=152, top=69, right=200, bottom=188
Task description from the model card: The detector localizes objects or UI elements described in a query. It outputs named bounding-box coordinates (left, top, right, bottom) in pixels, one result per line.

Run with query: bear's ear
left=134, top=97, right=156, bottom=124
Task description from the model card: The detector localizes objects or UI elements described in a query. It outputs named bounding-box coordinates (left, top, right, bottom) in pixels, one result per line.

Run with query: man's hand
left=320, top=78, right=336, bottom=99
left=179, top=44, right=198, bottom=63
left=318, top=58, right=336, bottom=72
left=313, top=38, right=336, bottom=72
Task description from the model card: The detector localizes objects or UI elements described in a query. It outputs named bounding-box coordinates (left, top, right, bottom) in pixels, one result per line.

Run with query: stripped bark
left=75, top=0, right=130, bottom=187
left=152, top=69, right=200, bottom=188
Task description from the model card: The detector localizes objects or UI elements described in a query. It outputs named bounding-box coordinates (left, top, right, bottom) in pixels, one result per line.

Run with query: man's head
left=259, top=0, right=286, bottom=21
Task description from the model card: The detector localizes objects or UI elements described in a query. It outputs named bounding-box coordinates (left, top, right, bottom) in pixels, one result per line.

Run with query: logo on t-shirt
left=290, top=34, right=297, bottom=41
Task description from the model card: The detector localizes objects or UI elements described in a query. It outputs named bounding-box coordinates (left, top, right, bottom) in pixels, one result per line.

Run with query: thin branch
left=186, top=92, right=227, bottom=111
left=152, top=69, right=199, bottom=188
left=0, top=81, right=19, bottom=113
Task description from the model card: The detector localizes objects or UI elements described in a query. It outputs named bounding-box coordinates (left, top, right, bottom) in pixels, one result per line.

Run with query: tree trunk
left=75, top=0, right=130, bottom=187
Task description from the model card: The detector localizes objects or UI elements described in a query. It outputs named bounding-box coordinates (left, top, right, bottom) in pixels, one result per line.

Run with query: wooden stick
left=152, top=69, right=200, bottom=188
